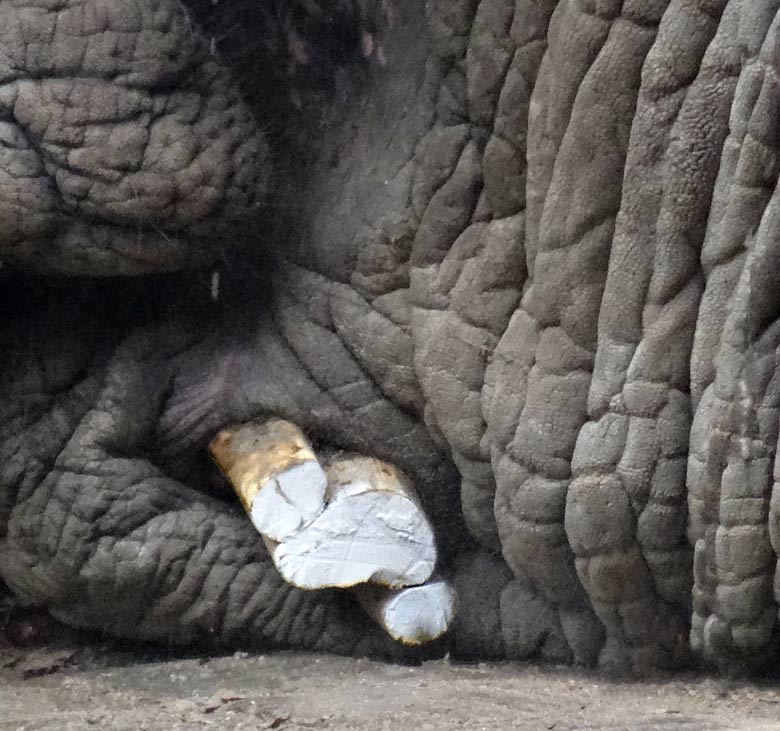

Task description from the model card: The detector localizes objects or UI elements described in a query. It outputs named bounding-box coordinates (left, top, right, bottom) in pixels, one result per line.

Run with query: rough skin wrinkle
left=2, top=0, right=780, bottom=677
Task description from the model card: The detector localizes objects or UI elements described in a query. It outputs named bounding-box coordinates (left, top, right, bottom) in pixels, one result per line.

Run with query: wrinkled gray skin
left=2, top=0, right=780, bottom=677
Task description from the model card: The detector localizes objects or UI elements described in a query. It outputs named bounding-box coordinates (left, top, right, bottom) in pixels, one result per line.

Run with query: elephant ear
left=0, top=0, right=270, bottom=276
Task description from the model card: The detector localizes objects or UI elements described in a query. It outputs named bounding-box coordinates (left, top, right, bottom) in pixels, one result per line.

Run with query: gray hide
left=1, top=0, right=780, bottom=676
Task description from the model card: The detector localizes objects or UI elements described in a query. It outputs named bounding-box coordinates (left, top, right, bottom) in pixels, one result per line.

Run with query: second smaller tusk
left=354, top=578, right=456, bottom=646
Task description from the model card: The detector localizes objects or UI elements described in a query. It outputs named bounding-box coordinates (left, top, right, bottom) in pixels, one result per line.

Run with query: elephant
left=2, top=0, right=780, bottom=677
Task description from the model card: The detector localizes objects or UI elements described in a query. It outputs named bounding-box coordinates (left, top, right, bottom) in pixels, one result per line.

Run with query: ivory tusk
left=354, top=578, right=456, bottom=645
left=270, top=456, right=437, bottom=590
left=209, top=419, right=327, bottom=544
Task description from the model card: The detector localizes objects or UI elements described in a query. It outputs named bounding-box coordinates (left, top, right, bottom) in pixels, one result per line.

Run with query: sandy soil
left=2, top=637, right=780, bottom=731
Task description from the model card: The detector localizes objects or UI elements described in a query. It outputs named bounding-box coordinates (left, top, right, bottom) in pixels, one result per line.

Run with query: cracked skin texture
left=3, top=0, right=780, bottom=677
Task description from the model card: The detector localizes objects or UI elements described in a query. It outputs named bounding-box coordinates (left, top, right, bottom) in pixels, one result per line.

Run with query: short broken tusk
left=354, top=578, right=456, bottom=646
left=209, top=419, right=327, bottom=544
left=210, top=426, right=447, bottom=644
left=270, top=456, right=437, bottom=590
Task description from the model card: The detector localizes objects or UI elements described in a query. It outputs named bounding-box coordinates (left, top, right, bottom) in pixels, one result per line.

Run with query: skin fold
left=2, top=0, right=780, bottom=676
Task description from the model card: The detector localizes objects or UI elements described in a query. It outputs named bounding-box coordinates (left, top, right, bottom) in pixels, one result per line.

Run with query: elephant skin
left=2, top=0, right=780, bottom=676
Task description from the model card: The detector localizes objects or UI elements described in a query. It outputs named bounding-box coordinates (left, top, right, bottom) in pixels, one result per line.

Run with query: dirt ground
left=2, top=636, right=780, bottom=731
